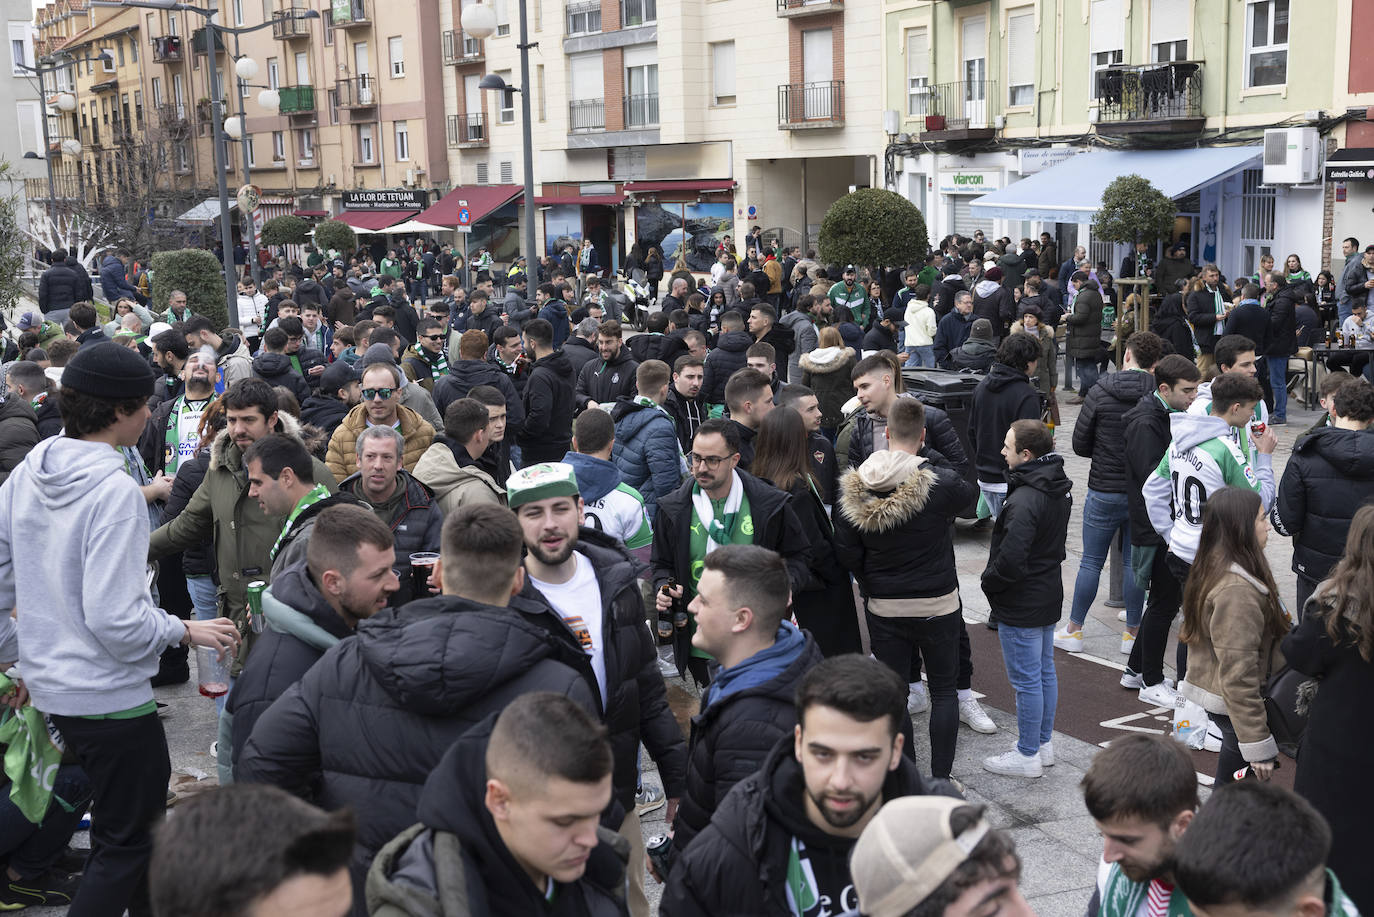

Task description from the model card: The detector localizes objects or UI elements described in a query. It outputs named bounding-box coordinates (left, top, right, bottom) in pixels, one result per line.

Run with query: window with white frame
left=1150, top=0, right=1189, bottom=61
left=246, top=137, right=255, bottom=167
left=232, top=0, right=244, bottom=26
left=129, top=34, right=137, bottom=63
left=496, top=69, right=514, bottom=122
left=176, top=140, right=190, bottom=170
left=151, top=76, right=163, bottom=106
left=1239, top=168, right=1275, bottom=274
left=298, top=127, right=313, bottom=160
left=328, top=88, right=338, bottom=123
left=1089, top=0, right=1124, bottom=99
left=1006, top=10, right=1034, bottom=107
left=495, top=0, right=510, bottom=36
left=394, top=120, right=409, bottom=160
left=1245, top=0, right=1287, bottom=87
left=905, top=27, right=928, bottom=116
left=168, top=13, right=178, bottom=35
left=15, top=100, right=41, bottom=158
left=272, top=130, right=284, bottom=160
left=388, top=36, right=404, bottom=77
left=358, top=123, right=374, bottom=162
left=267, top=57, right=279, bottom=89
left=711, top=41, right=734, bottom=105
left=9, top=23, right=29, bottom=76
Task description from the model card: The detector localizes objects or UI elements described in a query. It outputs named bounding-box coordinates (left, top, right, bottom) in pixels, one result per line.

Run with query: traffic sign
left=457, top=200, right=473, bottom=233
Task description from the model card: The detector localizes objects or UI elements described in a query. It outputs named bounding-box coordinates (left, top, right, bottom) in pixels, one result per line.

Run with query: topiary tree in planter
left=260, top=214, right=310, bottom=247
left=312, top=219, right=356, bottom=257
left=150, top=248, right=229, bottom=329
left=818, top=188, right=928, bottom=271
left=1094, top=174, right=1175, bottom=251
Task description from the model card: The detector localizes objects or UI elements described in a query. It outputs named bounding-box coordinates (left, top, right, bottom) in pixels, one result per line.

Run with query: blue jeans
left=1069, top=489, right=1144, bottom=628
left=0, top=762, right=93, bottom=877
left=997, top=624, right=1058, bottom=757
left=905, top=345, right=936, bottom=368
left=1075, top=357, right=1100, bottom=396
left=978, top=486, right=1007, bottom=520
left=1267, top=354, right=1289, bottom=419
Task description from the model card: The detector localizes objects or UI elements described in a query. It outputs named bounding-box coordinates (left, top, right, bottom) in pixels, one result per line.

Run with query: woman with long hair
left=1178, top=486, right=1291, bottom=786
left=751, top=406, right=861, bottom=656
left=868, top=281, right=888, bottom=313
left=1314, top=269, right=1338, bottom=324
left=1283, top=504, right=1374, bottom=913
left=644, top=246, right=664, bottom=301
left=800, top=325, right=857, bottom=443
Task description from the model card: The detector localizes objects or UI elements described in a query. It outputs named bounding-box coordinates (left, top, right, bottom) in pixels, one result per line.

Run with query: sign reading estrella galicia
left=342, top=189, right=429, bottom=211
left=1325, top=165, right=1374, bottom=182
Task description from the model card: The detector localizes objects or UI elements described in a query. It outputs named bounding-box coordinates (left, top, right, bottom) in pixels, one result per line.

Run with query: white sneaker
left=907, top=683, right=930, bottom=715
left=1120, top=632, right=1136, bottom=656
left=959, top=697, right=997, bottom=734
left=1039, top=742, right=1055, bottom=766
left=1053, top=626, right=1084, bottom=653
left=1117, top=609, right=1128, bottom=622
left=1204, top=719, right=1224, bottom=753
left=983, top=748, right=1044, bottom=777
left=1120, top=668, right=1144, bottom=689
left=1138, top=681, right=1182, bottom=708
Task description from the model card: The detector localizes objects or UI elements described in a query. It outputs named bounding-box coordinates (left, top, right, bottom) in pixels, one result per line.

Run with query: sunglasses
left=421, top=334, right=444, bottom=341
left=361, top=388, right=395, bottom=401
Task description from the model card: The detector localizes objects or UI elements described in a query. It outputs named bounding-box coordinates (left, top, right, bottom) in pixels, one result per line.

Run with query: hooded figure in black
left=366, top=699, right=630, bottom=917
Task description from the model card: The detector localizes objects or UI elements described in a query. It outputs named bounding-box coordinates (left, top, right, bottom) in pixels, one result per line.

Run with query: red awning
left=293, top=209, right=329, bottom=218
left=534, top=195, right=623, bottom=206
left=416, top=184, right=523, bottom=227
left=621, top=179, right=735, bottom=193
left=336, top=210, right=418, bottom=231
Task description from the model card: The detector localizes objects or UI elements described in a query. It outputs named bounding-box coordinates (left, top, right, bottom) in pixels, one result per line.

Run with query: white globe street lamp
left=258, top=88, right=280, bottom=112
left=55, top=92, right=77, bottom=112
left=223, top=115, right=243, bottom=139
left=61, top=138, right=82, bottom=156
left=460, top=2, right=497, bottom=38
left=235, top=56, right=259, bottom=80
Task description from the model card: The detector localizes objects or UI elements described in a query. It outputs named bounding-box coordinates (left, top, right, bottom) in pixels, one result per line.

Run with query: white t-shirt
left=582, top=482, right=652, bottom=550
left=529, top=554, right=607, bottom=705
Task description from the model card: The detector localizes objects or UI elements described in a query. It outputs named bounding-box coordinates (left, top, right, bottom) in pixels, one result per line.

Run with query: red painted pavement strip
left=964, top=620, right=1296, bottom=789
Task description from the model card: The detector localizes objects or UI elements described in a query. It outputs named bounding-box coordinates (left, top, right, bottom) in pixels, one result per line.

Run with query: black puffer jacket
left=517, top=350, right=575, bottom=465
left=1264, top=286, right=1299, bottom=358
left=1066, top=288, right=1105, bottom=358
left=562, top=335, right=600, bottom=377
left=1272, top=426, right=1374, bottom=582
left=628, top=331, right=690, bottom=367
left=575, top=347, right=639, bottom=407
left=251, top=352, right=311, bottom=404
left=1071, top=369, right=1157, bottom=494
left=236, top=593, right=600, bottom=891
left=672, top=632, right=823, bottom=852
left=661, top=735, right=934, bottom=917
left=969, top=363, right=1042, bottom=484
left=1122, top=393, right=1173, bottom=548
left=37, top=260, right=86, bottom=314
left=433, top=359, right=525, bottom=429
left=226, top=562, right=351, bottom=768
left=299, top=394, right=350, bottom=440
left=834, top=450, right=978, bottom=599
left=0, top=398, right=38, bottom=485
left=1151, top=293, right=1196, bottom=358
left=701, top=330, right=752, bottom=405
left=847, top=394, right=969, bottom=476
left=524, top=529, right=687, bottom=810
left=980, top=453, right=1073, bottom=627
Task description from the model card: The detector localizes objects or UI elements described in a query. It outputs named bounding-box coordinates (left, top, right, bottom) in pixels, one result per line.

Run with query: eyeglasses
left=421, top=334, right=444, bottom=341
left=688, top=452, right=736, bottom=469
left=361, top=388, right=395, bottom=401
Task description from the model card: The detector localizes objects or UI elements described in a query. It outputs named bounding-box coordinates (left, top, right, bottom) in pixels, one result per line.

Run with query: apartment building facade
left=437, top=0, right=886, bottom=272
left=5, top=0, right=43, bottom=236
left=882, top=0, right=1346, bottom=286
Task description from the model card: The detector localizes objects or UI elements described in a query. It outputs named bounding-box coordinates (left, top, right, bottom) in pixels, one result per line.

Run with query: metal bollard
left=1104, top=531, right=1125, bottom=607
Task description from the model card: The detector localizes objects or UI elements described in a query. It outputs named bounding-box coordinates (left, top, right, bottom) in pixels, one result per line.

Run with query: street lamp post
left=17, top=54, right=108, bottom=227
left=463, top=1, right=537, bottom=273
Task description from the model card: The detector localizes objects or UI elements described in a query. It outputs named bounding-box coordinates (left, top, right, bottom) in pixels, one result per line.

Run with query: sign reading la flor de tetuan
left=342, top=189, right=429, bottom=210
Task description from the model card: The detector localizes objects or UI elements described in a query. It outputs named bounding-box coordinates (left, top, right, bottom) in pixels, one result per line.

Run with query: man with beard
left=1081, top=735, right=1198, bottom=917
left=661, top=655, right=936, bottom=916
left=182, top=315, right=254, bottom=392
left=148, top=329, right=189, bottom=408
left=140, top=346, right=217, bottom=479
left=508, top=462, right=687, bottom=917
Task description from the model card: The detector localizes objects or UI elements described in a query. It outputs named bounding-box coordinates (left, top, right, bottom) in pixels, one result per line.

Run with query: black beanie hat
left=62, top=342, right=157, bottom=399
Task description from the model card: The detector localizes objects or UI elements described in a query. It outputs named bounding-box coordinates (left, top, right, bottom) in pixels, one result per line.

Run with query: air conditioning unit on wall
left=1263, top=127, right=1321, bottom=184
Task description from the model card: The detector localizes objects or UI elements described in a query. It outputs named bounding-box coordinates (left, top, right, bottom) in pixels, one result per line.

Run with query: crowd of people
left=0, top=227, right=1370, bottom=917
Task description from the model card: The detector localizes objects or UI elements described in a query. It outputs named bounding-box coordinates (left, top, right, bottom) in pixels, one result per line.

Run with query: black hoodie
left=969, top=363, right=1042, bottom=484
left=299, top=394, right=351, bottom=439
left=519, top=350, right=576, bottom=464
left=1273, top=426, right=1374, bottom=581
left=662, top=735, right=934, bottom=917
left=365, top=718, right=631, bottom=917
left=1071, top=369, right=1157, bottom=494
left=701, top=330, right=752, bottom=405
left=433, top=359, right=526, bottom=429
left=981, top=453, right=1073, bottom=627
left=251, top=351, right=312, bottom=403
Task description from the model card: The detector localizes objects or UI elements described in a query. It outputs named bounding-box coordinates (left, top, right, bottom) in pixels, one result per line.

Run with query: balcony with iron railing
left=151, top=35, right=182, bottom=62
left=157, top=101, right=188, bottom=128
left=447, top=112, right=488, bottom=147
left=278, top=85, right=315, bottom=114
left=335, top=74, right=376, bottom=108
left=331, top=0, right=369, bottom=28
left=777, top=80, right=843, bottom=128
left=775, top=0, right=842, bottom=17
left=569, top=98, right=604, bottom=132
left=623, top=93, right=658, bottom=128
left=916, top=80, right=999, bottom=141
left=111, top=118, right=134, bottom=143
left=565, top=0, right=600, bottom=35
left=1095, top=62, right=1204, bottom=135
left=191, top=26, right=226, bottom=54
left=442, top=30, right=484, bottom=65
left=620, top=0, right=655, bottom=26
left=272, top=8, right=312, bottom=40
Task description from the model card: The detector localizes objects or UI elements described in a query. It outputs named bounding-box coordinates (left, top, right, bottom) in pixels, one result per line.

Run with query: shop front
left=624, top=179, right=735, bottom=273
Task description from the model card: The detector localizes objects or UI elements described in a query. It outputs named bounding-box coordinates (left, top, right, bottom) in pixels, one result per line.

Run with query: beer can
left=247, top=580, right=267, bottom=634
